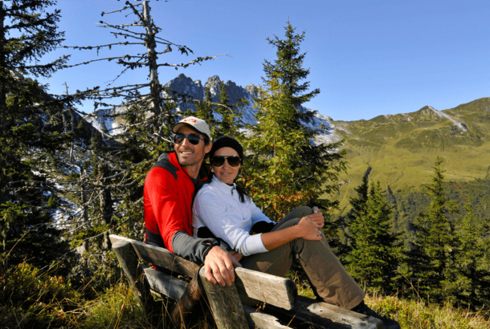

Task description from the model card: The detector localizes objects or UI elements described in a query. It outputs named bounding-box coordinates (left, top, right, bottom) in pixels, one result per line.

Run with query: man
left=144, top=116, right=237, bottom=286
left=144, top=116, right=400, bottom=329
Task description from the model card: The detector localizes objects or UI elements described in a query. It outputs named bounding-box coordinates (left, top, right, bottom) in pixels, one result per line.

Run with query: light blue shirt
left=192, top=177, right=273, bottom=256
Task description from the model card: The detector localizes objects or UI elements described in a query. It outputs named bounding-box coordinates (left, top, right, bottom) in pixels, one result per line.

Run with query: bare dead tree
left=45, top=1, right=224, bottom=276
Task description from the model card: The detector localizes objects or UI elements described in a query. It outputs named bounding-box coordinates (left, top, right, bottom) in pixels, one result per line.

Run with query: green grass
left=332, top=98, right=490, bottom=212
left=4, top=262, right=489, bottom=328
left=292, top=271, right=490, bottom=329
left=365, top=294, right=490, bottom=329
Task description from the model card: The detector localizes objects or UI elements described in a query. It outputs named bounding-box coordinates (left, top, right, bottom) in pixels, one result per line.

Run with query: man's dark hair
left=203, top=134, right=210, bottom=145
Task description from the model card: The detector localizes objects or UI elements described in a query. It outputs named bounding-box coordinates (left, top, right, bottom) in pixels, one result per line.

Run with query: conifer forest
left=1, top=1, right=489, bottom=328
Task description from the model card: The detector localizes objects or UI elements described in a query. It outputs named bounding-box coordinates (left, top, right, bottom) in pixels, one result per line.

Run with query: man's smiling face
left=174, top=125, right=211, bottom=172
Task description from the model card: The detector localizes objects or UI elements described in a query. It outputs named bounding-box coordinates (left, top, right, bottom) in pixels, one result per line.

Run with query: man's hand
left=203, top=246, right=239, bottom=286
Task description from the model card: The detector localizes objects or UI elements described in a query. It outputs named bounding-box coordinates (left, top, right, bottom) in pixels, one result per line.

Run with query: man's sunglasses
left=172, top=133, right=203, bottom=145
left=211, top=155, right=241, bottom=167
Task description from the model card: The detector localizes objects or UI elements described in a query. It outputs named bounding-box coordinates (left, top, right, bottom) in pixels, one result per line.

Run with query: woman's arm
left=261, top=216, right=322, bottom=251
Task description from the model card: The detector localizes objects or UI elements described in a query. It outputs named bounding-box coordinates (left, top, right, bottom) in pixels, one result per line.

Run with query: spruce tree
left=0, top=0, right=72, bottom=268
left=346, top=173, right=401, bottom=293
left=194, top=86, right=215, bottom=130
left=454, top=198, right=490, bottom=308
left=242, top=21, right=345, bottom=220
left=408, top=157, right=459, bottom=303
left=57, top=1, right=220, bottom=245
left=346, top=167, right=371, bottom=243
left=214, top=81, right=245, bottom=138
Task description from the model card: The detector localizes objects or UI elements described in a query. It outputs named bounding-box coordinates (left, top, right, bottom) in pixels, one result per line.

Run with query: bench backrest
left=109, top=234, right=297, bottom=310
left=110, top=234, right=199, bottom=277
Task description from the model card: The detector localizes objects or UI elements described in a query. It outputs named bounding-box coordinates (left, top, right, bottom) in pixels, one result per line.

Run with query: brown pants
left=240, top=206, right=365, bottom=310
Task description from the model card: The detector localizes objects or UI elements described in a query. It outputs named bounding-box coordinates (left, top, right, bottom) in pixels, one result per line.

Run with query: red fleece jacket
left=144, top=152, right=202, bottom=253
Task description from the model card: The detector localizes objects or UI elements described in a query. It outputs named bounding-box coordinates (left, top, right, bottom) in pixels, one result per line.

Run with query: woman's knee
left=289, top=206, right=312, bottom=218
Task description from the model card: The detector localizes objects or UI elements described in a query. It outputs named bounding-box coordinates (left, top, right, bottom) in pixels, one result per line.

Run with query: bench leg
left=112, top=241, right=161, bottom=326
left=199, top=267, right=249, bottom=329
left=171, top=271, right=205, bottom=326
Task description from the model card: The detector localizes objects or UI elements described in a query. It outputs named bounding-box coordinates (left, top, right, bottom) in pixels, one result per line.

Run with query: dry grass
left=366, top=294, right=490, bottom=329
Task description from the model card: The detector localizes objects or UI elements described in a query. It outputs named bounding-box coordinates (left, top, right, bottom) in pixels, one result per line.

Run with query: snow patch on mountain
left=85, top=106, right=126, bottom=136
left=91, top=73, right=336, bottom=143
left=427, top=106, right=468, bottom=132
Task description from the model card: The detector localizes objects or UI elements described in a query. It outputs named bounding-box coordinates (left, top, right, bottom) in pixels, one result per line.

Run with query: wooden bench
left=109, top=234, right=384, bottom=329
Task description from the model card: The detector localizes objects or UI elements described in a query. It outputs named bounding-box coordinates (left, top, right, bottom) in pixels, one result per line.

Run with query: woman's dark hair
left=234, top=181, right=249, bottom=203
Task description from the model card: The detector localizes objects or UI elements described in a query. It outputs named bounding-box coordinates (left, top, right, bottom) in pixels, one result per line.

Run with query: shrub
left=0, top=262, right=81, bottom=328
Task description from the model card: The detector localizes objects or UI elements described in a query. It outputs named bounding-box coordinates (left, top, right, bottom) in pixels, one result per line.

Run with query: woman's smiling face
left=212, top=147, right=241, bottom=184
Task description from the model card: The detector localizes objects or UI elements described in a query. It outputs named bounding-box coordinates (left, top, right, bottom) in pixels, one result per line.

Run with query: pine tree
left=0, top=0, right=72, bottom=268
left=346, top=173, right=401, bottom=293
left=242, top=21, right=345, bottom=220
left=191, top=81, right=245, bottom=140
left=194, top=86, right=215, bottom=130
left=453, top=198, right=490, bottom=308
left=346, top=167, right=371, bottom=243
left=214, top=81, right=244, bottom=138
left=408, top=157, right=459, bottom=303
left=56, top=1, right=220, bottom=247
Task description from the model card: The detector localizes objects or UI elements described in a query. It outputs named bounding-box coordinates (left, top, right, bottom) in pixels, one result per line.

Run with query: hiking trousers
left=240, top=206, right=365, bottom=310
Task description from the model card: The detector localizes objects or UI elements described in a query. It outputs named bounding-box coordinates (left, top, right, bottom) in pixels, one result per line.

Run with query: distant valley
left=333, top=98, right=490, bottom=215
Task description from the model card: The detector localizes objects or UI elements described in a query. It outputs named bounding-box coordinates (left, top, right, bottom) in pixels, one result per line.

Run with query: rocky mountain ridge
left=85, top=74, right=490, bottom=212
left=87, top=73, right=341, bottom=143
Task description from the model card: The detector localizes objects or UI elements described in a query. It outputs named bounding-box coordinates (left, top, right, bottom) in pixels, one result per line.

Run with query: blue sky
left=40, top=0, right=490, bottom=121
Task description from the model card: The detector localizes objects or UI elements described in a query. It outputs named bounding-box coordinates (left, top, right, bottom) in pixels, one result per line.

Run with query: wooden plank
left=199, top=267, right=249, bottom=329
left=235, top=267, right=297, bottom=310
left=111, top=240, right=147, bottom=302
left=264, top=296, right=383, bottom=329
left=243, top=305, right=291, bottom=329
left=111, top=240, right=160, bottom=325
left=298, top=297, right=383, bottom=329
left=144, top=267, right=187, bottom=301
left=109, top=234, right=200, bottom=277
left=171, top=272, right=205, bottom=326
left=110, top=236, right=295, bottom=310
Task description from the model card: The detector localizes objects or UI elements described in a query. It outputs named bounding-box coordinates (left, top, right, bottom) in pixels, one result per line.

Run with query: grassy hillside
left=332, top=97, right=490, bottom=216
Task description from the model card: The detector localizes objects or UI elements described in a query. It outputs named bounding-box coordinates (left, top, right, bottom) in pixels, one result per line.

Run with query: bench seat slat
left=243, top=305, right=292, bottom=329
left=264, top=296, right=383, bottom=329
left=144, top=268, right=187, bottom=301
left=109, top=234, right=200, bottom=277
left=235, top=267, right=297, bottom=310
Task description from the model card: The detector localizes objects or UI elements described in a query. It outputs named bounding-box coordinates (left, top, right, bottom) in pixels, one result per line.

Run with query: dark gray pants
left=240, top=206, right=365, bottom=309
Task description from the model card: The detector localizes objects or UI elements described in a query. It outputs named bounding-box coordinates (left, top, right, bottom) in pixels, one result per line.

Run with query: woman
left=192, top=137, right=400, bottom=329
left=191, top=136, right=363, bottom=308
left=192, top=136, right=324, bottom=259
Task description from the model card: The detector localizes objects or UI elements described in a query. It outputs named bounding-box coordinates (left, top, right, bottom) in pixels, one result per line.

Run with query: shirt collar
left=212, top=176, right=236, bottom=194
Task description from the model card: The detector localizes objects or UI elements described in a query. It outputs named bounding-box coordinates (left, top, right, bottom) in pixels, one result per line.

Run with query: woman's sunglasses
left=172, top=133, right=203, bottom=145
left=211, top=155, right=241, bottom=167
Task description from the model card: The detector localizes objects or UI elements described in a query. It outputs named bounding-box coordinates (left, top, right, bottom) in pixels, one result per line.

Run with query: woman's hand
left=297, top=217, right=323, bottom=241
left=305, top=211, right=325, bottom=229
left=228, top=250, right=244, bottom=263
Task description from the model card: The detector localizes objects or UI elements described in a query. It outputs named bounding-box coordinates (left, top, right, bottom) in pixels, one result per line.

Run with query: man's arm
left=145, top=167, right=213, bottom=262
left=173, top=232, right=238, bottom=286
left=146, top=167, right=237, bottom=285
left=203, top=245, right=239, bottom=286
